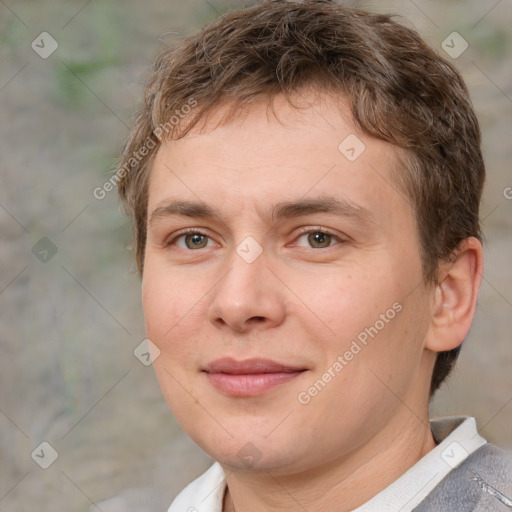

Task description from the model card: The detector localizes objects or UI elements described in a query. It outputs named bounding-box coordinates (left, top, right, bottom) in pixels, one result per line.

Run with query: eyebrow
left=149, top=195, right=375, bottom=227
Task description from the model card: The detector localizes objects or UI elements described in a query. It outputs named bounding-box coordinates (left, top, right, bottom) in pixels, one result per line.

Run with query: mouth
left=202, top=357, right=308, bottom=397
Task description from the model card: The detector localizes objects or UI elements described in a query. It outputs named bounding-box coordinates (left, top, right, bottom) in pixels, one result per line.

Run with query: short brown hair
left=116, top=0, right=485, bottom=396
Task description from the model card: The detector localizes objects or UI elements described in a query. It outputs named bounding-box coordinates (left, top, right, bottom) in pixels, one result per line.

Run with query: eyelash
left=292, top=226, right=346, bottom=248
left=165, top=227, right=345, bottom=250
left=165, top=228, right=216, bottom=249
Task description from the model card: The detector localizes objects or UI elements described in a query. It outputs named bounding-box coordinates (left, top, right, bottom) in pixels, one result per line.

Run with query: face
left=142, top=92, right=436, bottom=475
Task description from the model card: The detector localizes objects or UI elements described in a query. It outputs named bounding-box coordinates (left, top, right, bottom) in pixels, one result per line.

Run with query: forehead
left=147, top=92, right=412, bottom=226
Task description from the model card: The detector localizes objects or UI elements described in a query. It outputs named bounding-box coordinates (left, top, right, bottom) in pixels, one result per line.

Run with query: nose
left=206, top=242, right=286, bottom=333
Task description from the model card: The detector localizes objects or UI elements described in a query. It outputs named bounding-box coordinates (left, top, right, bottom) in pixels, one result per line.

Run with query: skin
left=142, top=91, right=483, bottom=512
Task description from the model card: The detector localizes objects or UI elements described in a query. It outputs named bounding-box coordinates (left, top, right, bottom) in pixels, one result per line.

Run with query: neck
left=222, top=411, right=436, bottom=512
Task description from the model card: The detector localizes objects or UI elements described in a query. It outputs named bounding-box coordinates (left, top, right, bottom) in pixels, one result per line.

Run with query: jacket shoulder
left=413, top=443, right=512, bottom=512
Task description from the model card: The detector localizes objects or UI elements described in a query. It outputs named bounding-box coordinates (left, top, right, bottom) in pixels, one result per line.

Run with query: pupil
left=309, top=232, right=330, bottom=247
left=187, top=233, right=206, bottom=248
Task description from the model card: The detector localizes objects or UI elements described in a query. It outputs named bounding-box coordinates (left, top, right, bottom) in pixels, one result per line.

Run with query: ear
left=425, top=237, right=484, bottom=352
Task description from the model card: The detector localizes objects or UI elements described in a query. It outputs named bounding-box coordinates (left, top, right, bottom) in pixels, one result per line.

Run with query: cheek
left=294, top=261, right=423, bottom=378
left=287, top=264, right=393, bottom=344
left=142, top=268, right=202, bottom=412
left=141, top=266, right=196, bottom=349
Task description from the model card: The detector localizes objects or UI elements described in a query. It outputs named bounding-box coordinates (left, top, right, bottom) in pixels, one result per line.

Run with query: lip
left=202, top=357, right=307, bottom=397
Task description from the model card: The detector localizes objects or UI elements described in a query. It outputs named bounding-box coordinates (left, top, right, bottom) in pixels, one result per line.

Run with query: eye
left=168, top=230, right=215, bottom=250
left=294, top=229, right=343, bottom=249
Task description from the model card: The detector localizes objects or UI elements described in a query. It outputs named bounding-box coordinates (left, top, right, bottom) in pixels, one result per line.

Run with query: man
left=116, top=1, right=512, bottom=510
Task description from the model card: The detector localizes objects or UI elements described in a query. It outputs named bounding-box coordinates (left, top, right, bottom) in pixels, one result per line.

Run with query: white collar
left=168, top=416, right=487, bottom=512
left=352, top=416, right=487, bottom=511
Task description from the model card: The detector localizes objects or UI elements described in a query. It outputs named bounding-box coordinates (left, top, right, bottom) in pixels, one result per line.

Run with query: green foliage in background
left=54, top=2, right=121, bottom=108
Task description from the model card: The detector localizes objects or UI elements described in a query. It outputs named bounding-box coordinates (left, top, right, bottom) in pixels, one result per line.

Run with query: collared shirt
left=167, top=416, right=491, bottom=512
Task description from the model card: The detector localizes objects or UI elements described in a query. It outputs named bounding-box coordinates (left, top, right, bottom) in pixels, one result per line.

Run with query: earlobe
left=426, top=237, right=484, bottom=353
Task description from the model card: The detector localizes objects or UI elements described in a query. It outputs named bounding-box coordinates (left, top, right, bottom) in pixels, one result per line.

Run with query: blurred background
left=0, top=1, right=511, bottom=510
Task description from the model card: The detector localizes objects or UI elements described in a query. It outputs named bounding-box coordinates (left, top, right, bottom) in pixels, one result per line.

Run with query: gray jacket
left=414, top=443, right=512, bottom=511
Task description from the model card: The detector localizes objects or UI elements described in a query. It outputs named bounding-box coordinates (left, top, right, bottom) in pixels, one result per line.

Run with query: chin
left=194, top=425, right=307, bottom=473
